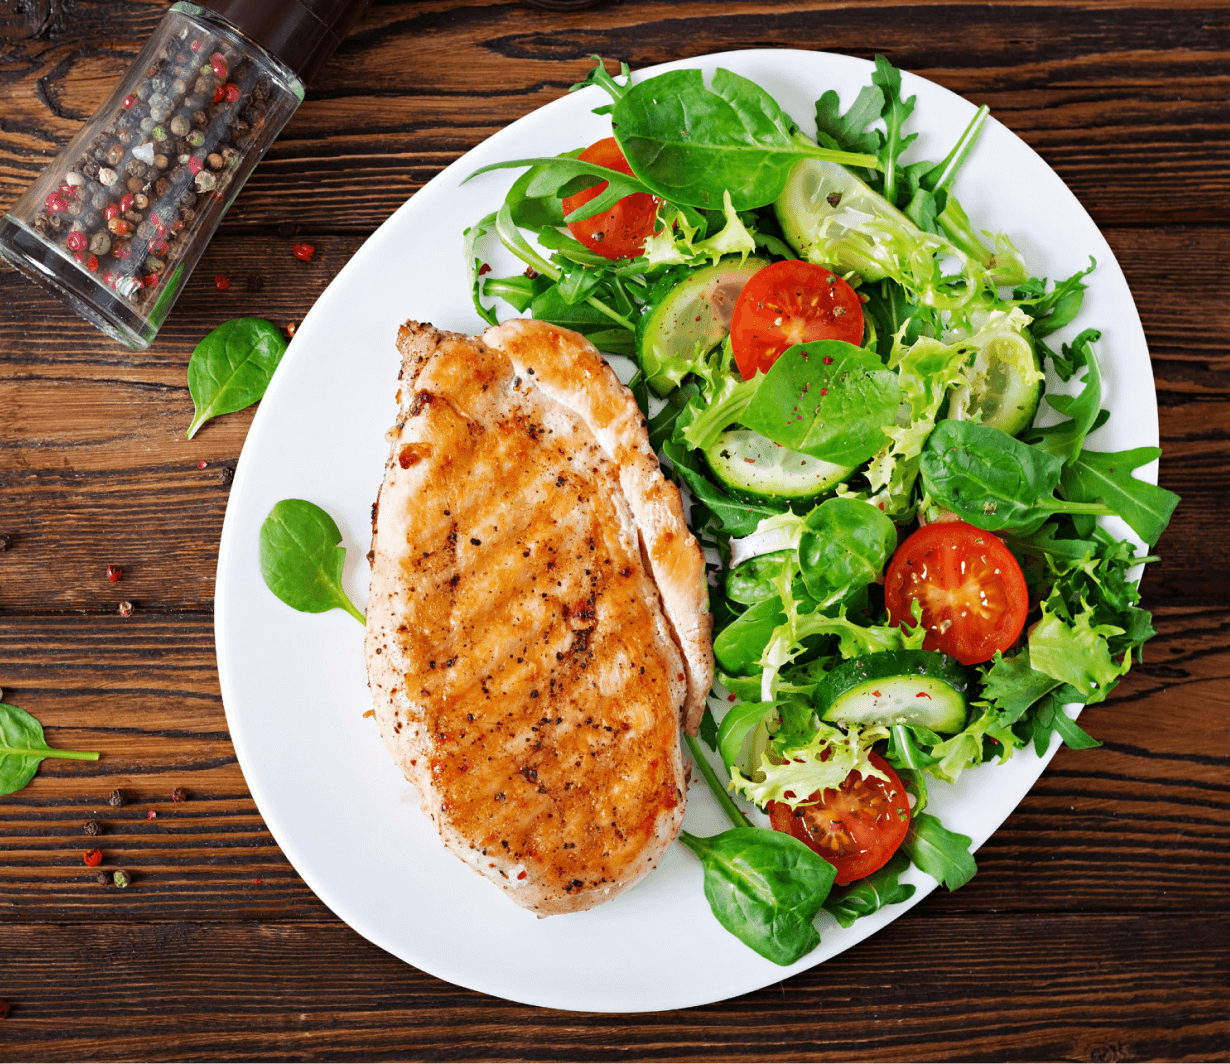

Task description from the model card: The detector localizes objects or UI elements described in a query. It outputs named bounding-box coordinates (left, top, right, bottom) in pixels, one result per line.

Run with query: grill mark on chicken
left=366, top=321, right=710, bottom=914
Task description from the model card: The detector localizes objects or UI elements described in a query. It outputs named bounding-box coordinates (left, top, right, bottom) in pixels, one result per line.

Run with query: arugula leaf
left=870, top=55, right=918, bottom=207
left=1060, top=447, right=1180, bottom=547
left=612, top=68, right=878, bottom=211
left=679, top=827, right=837, bottom=965
left=815, top=83, right=884, bottom=155
left=0, top=702, right=99, bottom=796
left=823, top=852, right=916, bottom=928
left=463, top=211, right=500, bottom=326
left=185, top=318, right=287, bottom=439
left=259, top=499, right=366, bottom=624
left=1022, top=329, right=1104, bottom=464
left=900, top=811, right=977, bottom=891
left=1016, top=258, right=1097, bottom=345
left=979, top=649, right=1062, bottom=722
left=568, top=55, right=631, bottom=113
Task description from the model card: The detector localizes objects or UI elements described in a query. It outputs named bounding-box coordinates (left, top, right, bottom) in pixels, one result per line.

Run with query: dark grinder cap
left=196, top=0, right=371, bottom=85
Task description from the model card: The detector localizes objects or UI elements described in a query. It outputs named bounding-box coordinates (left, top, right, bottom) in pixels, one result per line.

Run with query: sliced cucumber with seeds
left=818, top=650, right=970, bottom=735
left=704, top=429, right=854, bottom=504
left=947, top=326, right=1043, bottom=437
left=637, top=256, right=769, bottom=396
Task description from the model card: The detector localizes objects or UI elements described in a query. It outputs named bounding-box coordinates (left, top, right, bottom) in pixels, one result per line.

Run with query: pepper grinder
left=0, top=0, right=369, bottom=351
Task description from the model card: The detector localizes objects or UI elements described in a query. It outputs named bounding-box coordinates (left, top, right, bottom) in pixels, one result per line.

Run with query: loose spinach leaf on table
left=679, top=827, right=837, bottom=965
left=0, top=702, right=99, bottom=796
left=259, top=499, right=365, bottom=624
left=610, top=67, right=878, bottom=211
left=185, top=318, right=288, bottom=439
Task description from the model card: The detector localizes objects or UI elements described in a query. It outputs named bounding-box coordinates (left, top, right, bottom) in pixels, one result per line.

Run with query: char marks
left=365, top=321, right=706, bottom=914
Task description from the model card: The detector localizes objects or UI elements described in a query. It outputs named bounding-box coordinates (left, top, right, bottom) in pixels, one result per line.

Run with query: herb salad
left=463, top=55, right=1179, bottom=966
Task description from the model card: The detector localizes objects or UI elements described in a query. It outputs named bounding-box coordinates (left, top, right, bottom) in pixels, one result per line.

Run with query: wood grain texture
left=0, top=0, right=1227, bottom=1059
left=0, top=914, right=1225, bottom=1061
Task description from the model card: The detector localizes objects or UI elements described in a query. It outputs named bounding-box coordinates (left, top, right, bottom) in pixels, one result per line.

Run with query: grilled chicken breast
left=365, top=319, right=713, bottom=915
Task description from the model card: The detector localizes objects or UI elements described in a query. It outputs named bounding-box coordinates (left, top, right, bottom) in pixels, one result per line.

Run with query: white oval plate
left=215, top=49, right=1157, bottom=1013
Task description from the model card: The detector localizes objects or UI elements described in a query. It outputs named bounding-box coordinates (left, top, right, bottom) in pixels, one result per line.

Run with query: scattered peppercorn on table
left=0, top=1, right=1227, bottom=1059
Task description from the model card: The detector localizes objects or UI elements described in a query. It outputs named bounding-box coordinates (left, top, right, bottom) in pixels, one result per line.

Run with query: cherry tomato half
left=561, top=138, right=660, bottom=260
left=767, top=752, right=910, bottom=885
left=884, top=519, right=1029, bottom=666
left=729, top=259, right=865, bottom=379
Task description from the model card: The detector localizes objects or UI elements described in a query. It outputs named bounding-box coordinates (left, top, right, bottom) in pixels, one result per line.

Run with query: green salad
left=464, top=56, right=1179, bottom=966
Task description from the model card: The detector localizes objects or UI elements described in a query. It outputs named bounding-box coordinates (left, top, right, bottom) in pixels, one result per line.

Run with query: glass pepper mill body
left=0, top=4, right=303, bottom=351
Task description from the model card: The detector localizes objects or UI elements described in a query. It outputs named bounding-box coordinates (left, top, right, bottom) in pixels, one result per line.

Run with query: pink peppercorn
left=292, top=243, right=315, bottom=262
left=214, top=274, right=230, bottom=290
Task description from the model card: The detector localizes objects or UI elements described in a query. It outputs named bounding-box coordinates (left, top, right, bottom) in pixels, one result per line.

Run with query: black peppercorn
left=0, top=533, right=11, bottom=551
left=95, top=871, right=110, bottom=886
left=84, top=820, right=102, bottom=836
left=109, top=788, right=126, bottom=807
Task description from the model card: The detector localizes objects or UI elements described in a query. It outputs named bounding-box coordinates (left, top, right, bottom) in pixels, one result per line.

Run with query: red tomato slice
left=729, top=259, right=865, bottom=379
left=767, top=752, right=910, bottom=885
left=561, top=138, right=660, bottom=260
left=884, top=519, right=1029, bottom=666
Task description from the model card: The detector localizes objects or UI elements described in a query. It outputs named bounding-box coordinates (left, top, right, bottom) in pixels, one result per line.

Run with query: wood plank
left=0, top=3, right=1228, bottom=231
left=0, top=604, right=1224, bottom=921
left=0, top=913, right=1224, bottom=1060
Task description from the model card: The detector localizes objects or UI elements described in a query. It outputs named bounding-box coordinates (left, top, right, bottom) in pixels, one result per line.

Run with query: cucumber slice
left=775, top=158, right=910, bottom=281
left=637, top=257, right=769, bottom=396
left=703, top=429, right=853, bottom=504
left=817, top=650, right=970, bottom=735
left=947, top=326, right=1043, bottom=436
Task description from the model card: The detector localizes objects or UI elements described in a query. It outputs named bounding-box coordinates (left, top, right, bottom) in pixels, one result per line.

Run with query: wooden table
left=1, top=1, right=1227, bottom=1059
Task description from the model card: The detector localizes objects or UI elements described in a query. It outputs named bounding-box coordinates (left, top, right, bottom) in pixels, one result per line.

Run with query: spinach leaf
left=900, top=811, right=976, bottom=891
left=0, top=702, right=98, bottom=796
left=716, top=700, right=773, bottom=773
left=726, top=549, right=795, bottom=605
left=920, top=420, right=1111, bottom=532
left=797, top=497, right=896, bottom=604
left=823, top=851, right=916, bottom=928
left=678, top=827, right=837, bottom=965
left=741, top=340, right=901, bottom=466
left=1060, top=447, right=1180, bottom=547
left=185, top=318, right=288, bottom=439
left=259, top=499, right=365, bottom=624
left=713, top=597, right=786, bottom=676
left=611, top=68, right=878, bottom=211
